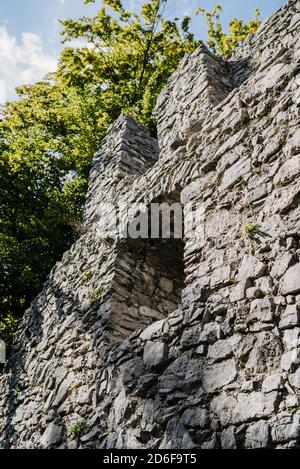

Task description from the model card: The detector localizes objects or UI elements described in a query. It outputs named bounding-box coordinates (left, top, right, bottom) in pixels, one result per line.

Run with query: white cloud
left=65, top=38, right=94, bottom=50
left=0, top=26, right=58, bottom=103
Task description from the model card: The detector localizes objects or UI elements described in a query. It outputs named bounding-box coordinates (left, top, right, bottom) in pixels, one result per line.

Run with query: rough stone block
left=203, top=359, right=237, bottom=392
left=250, top=298, right=275, bottom=323
left=181, top=408, right=210, bottom=429
left=274, top=154, right=300, bottom=185
left=281, top=264, right=300, bottom=296
left=283, top=328, right=300, bottom=350
left=210, top=266, right=231, bottom=287
left=143, top=341, right=168, bottom=370
left=237, top=255, right=266, bottom=283
left=221, top=427, right=237, bottom=449
left=40, top=423, right=62, bottom=448
left=279, top=304, right=300, bottom=329
left=211, top=392, right=278, bottom=426
left=140, top=320, right=165, bottom=342
left=262, top=374, right=283, bottom=393
left=244, top=421, right=270, bottom=449
left=271, top=414, right=300, bottom=443
left=289, top=368, right=300, bottom=389
left=281, top=350, right=298, bottom=372
left=207, top=335, right=241, bottom=362
left=219, top=157, right=251, bottom=192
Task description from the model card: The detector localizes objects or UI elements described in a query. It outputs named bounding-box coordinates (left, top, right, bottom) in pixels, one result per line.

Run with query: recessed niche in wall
left=108, top=191, right=185, bottom=341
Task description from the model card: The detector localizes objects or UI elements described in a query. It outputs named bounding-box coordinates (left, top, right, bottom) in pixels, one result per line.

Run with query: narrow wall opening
left=109, top=191, right=185, bottom=341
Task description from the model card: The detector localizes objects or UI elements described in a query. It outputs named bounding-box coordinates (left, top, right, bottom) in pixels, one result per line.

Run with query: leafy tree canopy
left=196, top=3, right=261, bottom=58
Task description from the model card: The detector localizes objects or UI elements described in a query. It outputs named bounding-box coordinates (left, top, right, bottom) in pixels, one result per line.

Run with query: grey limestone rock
left=143, top=341, right=169, bottom=370
left=281, top=264, right=300, bottom=296
left=40, top=423, right=62, bottom=448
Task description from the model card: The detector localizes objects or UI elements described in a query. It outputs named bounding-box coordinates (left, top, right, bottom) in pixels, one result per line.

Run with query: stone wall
left=0, top=0, right=300, bottom=449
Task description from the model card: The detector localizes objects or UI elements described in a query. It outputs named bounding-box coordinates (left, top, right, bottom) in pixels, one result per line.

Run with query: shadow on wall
left=108, top=189, right=185, bottom=342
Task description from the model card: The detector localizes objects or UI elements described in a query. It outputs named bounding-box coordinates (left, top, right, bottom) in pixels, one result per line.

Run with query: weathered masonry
left=111, top=208, right=185, bottom=340
left=0, top=0, right=300, bottom=449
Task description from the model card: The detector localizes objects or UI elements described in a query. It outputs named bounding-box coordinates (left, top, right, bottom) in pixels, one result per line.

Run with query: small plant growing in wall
left=82, top=271, right=92, bottom=283
left=276, top=179, right=285, bottom=188
left=242, top=221, right=260, bottom=237
left=68, top=422, right=83, bottom=438
left=13, top=387, right=22, bottom=398
left=90, top=286, right=103, bottom=303
left=241, top=221, right=261, bottom=248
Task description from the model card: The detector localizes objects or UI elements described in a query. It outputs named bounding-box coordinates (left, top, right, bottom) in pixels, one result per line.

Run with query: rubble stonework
left=0, top=0, right=300, bottom=449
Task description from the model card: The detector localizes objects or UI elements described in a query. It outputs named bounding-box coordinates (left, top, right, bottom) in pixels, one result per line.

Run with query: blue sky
left=0, top=0, right=287, bottom=102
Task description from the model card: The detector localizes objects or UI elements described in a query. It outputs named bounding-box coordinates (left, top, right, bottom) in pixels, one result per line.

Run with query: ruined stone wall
left=0, top=0, right=299, bottom=449
left=111, top=235, right=185, bottom=340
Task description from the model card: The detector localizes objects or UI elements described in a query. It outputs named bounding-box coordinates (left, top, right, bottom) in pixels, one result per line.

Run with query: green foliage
left=68, top=422, right=83, bottom=437
left=82, top=270, right=92, bottom=282
left=242, top=221, right=261, bottom=238
left=90, top=287, right=103, bottom=302
left=0, top=313, right=20, bottom=345
left=196, top=3, right=261, bottom=58
left=13, top=387, right=22, bottom=398
left=59, top=0, right=198, bottom=132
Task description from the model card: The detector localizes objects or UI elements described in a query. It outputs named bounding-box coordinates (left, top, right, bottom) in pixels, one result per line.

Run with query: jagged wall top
left=156, top=44, right=234, bottom=158
left=83, top=115, right=159, bottom=229
left=156, top=0, right=299, bottom=159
